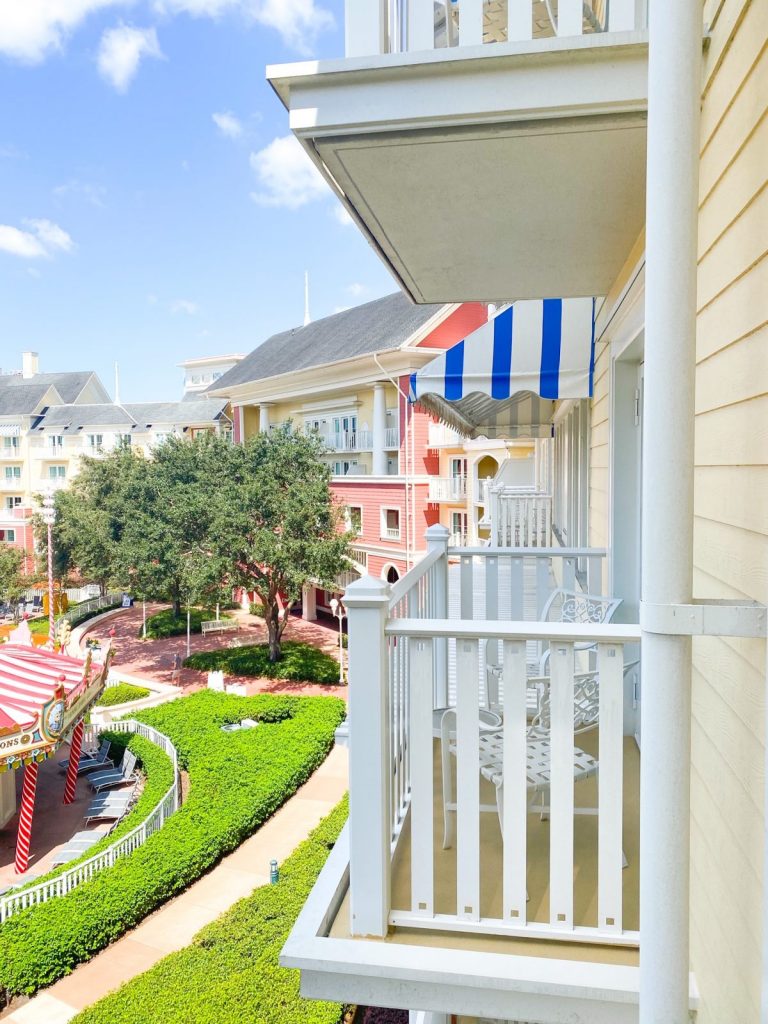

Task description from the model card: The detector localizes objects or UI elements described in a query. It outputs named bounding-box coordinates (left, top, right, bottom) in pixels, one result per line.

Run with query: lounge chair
left=89, top=750, right=137, bottom=792
left=51, top=830, right=106, bottom=867
left=84, top=791, right=134, bottom=824
left=59, top=740, right=113, bottom=775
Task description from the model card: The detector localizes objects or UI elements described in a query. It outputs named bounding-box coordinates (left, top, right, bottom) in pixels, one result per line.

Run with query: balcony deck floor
left=330, top=732, right=639, bottom=967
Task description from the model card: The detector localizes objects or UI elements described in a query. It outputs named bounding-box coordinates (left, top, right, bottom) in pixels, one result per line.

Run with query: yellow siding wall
left=691, top=1, right=767, bottom=1020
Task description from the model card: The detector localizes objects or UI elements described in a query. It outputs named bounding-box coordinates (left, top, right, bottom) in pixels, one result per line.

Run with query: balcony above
left=267, top=2, right=648, bottom=302
left=428, top=475, right=467, bottom=502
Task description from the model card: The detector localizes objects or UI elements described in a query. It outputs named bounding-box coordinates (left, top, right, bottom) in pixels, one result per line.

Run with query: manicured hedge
left=71, top=797, right=349, bottom=1024
left=0, top=691, right=345, bottom=999
left=185, top=640, right=341, bottom=684
left=141, top=607, right=230, bottom=640
left=96, top=682, right=151, bottom=707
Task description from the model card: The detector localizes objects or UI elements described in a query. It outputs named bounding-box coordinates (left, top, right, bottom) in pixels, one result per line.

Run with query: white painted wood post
left=639, top=0, right=702, bottom=1018
left=557, top=0, right=583, bottom=36
left=372, top=383, right=388, bottom=476
left=345, top=575, right=392, bottom=937
left=426, top=524, right=450, bottom=707
left=408, top=0, right=434, bottom=51
left=459, top=0, right=484, bottom=46
left=346, top=0, right=387, bottom=57
left=507, top=0, right=533, bottom=42
left=259, top=404, right=271, bottom=433
left=608, top=0, right=637, bottom=31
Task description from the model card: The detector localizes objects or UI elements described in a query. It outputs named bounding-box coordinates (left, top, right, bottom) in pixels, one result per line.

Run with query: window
left=4, top=466, right=21, bottom=482
left=87, top=434, right=103, bottom=450
left=381, top=507, right=400, bottom=540
left=331, top=460, right=359, bottom=476
left=48, top=465, right=66, bottom=480
left=116, top=433, right=132, bottom=446
left=4, top=497, right=21, bottom=509
left=0, top=529, right=16, bottom=543
left=346, top=506, right=363, bottom=535
left=451, top=511, right=468, bottom=544
left=47, top=434, right=64, bottom=449
left=553, top=401, right=590, bottom=547
left=2, top=437, right=19, bottom=451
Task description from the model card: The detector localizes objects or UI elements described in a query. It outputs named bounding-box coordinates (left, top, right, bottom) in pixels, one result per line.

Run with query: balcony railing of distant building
left=348, top=547, right=369, bottom=571
left=385, top=426, right=400, bottom=448
left=0, top=447, right=22, bottom=461
left=1, top=478, right=24, bottom=491
left=428, top=475, right=468, bottom=502
left=347, top=0, right=643, bottom=59
left=383, top=526, right=401, bottom=540
left=344, top=527, right=636, bottom=951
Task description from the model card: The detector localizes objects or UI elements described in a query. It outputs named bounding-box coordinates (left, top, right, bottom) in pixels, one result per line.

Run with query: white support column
left=346, top=0, right=386, bottom=57
left=235, top=405, right=245, bottom=444
left=301, top=584, right=317, bottom=622
left=344, top=575, right=391, bottom=937
left=372, top=383, right=387, bottom=476
left=639, top=1, right=702, bottom=1021
left=426, top=523, right=450, bottom=708
left=259, top=404, right=271, bottom=433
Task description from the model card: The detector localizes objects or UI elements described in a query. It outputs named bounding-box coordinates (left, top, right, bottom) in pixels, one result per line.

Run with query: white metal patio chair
left=440, top=667, right=602, bottom=850
left=89, top=750, right=137, bottom=792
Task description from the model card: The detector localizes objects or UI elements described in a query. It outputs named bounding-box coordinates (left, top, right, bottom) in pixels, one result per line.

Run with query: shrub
left=96, top=682, right=151, bottom=707
left=70, top=797, right=349, bottom=1024
left=141, top=607, right=229, bottom=640
left=249, top=601, right=265, bottom=617
left=184, top=641, right=341, bottom=684
left=0, top=691, right=345, bottom=999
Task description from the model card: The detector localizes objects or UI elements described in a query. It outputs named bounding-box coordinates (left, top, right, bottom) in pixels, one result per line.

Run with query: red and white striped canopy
left=0, top=645, right=89, bottom=736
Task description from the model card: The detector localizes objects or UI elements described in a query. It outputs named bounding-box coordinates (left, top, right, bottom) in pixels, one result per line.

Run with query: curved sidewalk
left=4, top=744, right=349, bottom=1024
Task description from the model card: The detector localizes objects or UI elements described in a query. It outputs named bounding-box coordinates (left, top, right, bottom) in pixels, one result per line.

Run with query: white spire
left=303, top=271, right=311, bottom=327
left=114, top=362, right=121, bottom=405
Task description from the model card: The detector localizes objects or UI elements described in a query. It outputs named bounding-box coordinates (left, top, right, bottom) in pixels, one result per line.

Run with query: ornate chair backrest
left=540, top=589, right=622, bottom=626
left=529, top=670, right=600, bottom=737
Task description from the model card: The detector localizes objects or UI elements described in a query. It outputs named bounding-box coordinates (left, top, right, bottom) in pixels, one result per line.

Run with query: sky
left=0, top=0, right=397, bottom=401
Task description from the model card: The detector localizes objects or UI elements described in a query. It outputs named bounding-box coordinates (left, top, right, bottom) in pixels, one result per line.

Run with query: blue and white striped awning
left=409, top=297, right=595, bottom=439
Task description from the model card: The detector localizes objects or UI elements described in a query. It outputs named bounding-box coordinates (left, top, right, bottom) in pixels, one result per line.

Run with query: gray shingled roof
left=0, top=383, right=56, bottom=416
left=210, top=292, right=445, bottom=391
left=0, top=371, right=100, bottom=404
left=36, top=399, right=229, bottom=431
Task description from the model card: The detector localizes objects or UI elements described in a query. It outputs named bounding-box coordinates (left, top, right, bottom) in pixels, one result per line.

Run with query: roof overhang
left=268, top=32, right=648, bottom=303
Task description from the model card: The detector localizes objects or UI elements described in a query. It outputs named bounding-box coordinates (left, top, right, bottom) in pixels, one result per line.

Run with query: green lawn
left=141, top=607, right=230, bottom=640
left=0, top=691, right=345, bottom=1000
left=184, top=640, right=341, bottom=685
left=95, top=682, right=151, bottom=707
left=71, top=798, right=348, bottom=1024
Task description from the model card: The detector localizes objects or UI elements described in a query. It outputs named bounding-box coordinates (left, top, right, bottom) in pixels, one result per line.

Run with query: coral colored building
left=210, top=293, right=532, bottom=615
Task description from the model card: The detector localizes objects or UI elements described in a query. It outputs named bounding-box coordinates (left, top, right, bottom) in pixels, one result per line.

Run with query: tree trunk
left=173, top=598, right=181, bottom=617
left=265, top=600, right=282, bottom=662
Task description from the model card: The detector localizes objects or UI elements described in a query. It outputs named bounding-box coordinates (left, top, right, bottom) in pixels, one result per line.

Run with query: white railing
left=1, top=478, right=23, bottom=491
left=428, top=476, right=467, bottom=501
left=346, top=528, right=638, bottom=948
left=385, top=426, right=400, bottom=448
left=448, top=530, right=469, bottom=547
left=490, top=491, right=553, bottom=548
left=55, top=592, right=124, bottom=632
left=332, top=463, right=369, bottom=477
left=346, top=0, right=642, bottom=58
left=326, top=431, right=373, bottom=452
left=349, top=547, right=369, bottom=570
left=0, top=448, right=22, bottom=460
left=383, top=526, right=401, bottom=540
left=0, top=719, right=180, bottom=923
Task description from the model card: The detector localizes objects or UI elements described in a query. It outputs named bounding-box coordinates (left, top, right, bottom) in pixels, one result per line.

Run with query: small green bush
left=96, top=683, right=151, bottom=707
left=141, top=607, right=229, bottom=640
left=70, top=798, right=348, bottom=1024
left=249, top=601, right=265, bottom=617
left=0, top=692, right=345, bottom=999
left=184, top=641, right=341, bottom=684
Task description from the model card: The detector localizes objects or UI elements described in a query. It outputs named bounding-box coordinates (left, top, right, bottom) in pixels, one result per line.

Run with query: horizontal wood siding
left=691, top=2, right=767, bottom=1019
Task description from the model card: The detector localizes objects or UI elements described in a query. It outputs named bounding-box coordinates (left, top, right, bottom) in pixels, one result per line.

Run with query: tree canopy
left=46, top=429, right=351, bottom=660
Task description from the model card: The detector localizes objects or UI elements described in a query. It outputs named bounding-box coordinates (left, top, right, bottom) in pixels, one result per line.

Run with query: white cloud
left=0, top=0, right=128, bottom=63
left=212, top=111, right=242, bottom=138
left=347, top=283, right=367, bottom=297
left=250, top=0, right=334, bottom=55
left=333, top=204, right=353, bottom=227
left=170, top=299, right=199, bottom=315
left=250, top=135, right=329, bottom=210
left=53, top=179, right=107, bottom=208
left=97, top=24, right=163, bottom=92
left=0, top=219, right=74, bottom=260
left=154, top=0, right=333, bottom=53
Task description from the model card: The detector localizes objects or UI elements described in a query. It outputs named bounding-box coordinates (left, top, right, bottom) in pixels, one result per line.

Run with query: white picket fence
left=0, top=720, right=180, bottom=924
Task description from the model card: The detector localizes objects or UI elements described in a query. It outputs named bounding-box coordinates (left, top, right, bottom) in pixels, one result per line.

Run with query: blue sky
left=0, top=1, right=396, bottom=401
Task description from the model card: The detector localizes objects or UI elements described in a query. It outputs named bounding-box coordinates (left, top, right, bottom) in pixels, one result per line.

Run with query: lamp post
left=40, top=490, right=57, bottom=649
left=329, top=597, right=346, bottom=684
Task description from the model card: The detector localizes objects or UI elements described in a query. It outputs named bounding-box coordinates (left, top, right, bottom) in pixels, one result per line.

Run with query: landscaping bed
left=184, top=640, right=341, bottom=685
left=140, top=607, right=232, bottom=640
left=0, top=691, right=345, bottom=1000
left=96, top=682, right=151, bottom=707
left=70, top=797, right=349, bottom=1024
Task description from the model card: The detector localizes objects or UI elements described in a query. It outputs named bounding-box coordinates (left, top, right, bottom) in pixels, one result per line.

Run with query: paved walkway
left=86, top=604, right=348, bottom=700
left=4, top=744, right=349, bottom=1024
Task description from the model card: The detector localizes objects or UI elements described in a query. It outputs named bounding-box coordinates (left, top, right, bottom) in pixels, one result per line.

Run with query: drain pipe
left=373, top=353, right=413, bottom=571
left=639, top=1, right=702, bottom=1021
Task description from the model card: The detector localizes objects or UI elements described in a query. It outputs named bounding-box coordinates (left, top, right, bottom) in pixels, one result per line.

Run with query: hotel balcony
left=428, top=475, right=468, bottom=502
left=267, top=0, right=648, bottom=303
left=282, top=531, right=699, bottom=1020
left=0, top=449, right=22, bottom=461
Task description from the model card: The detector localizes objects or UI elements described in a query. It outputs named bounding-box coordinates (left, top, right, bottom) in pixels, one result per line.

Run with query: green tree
left=0, top=544, right=25, bottom=606
left=211, top=426, right=350, bottom=662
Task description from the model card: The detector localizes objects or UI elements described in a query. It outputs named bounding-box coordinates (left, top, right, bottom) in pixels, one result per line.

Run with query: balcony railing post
left=344, top=575, right=392, bottom=937
left=346, top=0, right=387, bottom=57
left=425, top=524, right=450, bottom=707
